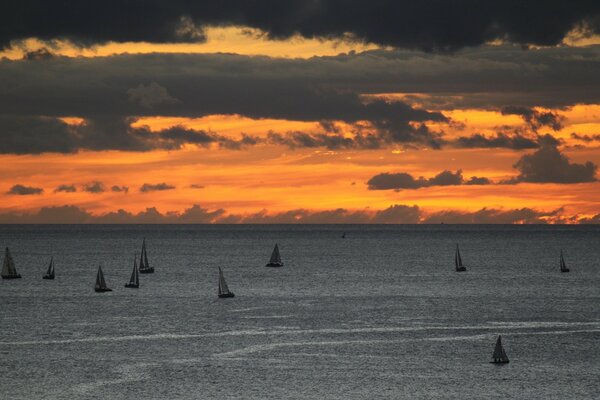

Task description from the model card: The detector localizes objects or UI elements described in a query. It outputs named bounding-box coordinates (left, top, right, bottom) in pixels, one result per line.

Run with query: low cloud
left=140, top=183, right=176, bottom=192
left=571, top=133, right=600, bottom=143
left=127, top=82, right=179, bottom=109
left=82, top=181, right=106, bottom=193
left=0, top=203, right=585, bottom=224
left=453, top=132, right=541, bottom=150
left=6, top=184, right=43, bottom=195
left=367, top=170, right=490, bottom=190
left=508, top=141, right=597, bottom=184
left=54, top=184, right=77, bottom=193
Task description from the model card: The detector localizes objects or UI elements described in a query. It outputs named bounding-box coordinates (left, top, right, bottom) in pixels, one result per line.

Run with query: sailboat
left=490, top=335, right=510, bottom=364
left=42, top=257, right=55, bottom=280
left=1, top=247, right=22, bottom=279
left=455, top=244, right=466, bottom=272
left=218, top=267, right=235, bottom=298
left=138, top=238, right=154, bottom=274
left=265, top=243, right=284, bottom=267
left=94, top=265, right=112, bottom=292
left=559, top=250, right=570, bottom=273
left=341, top=232, right=346, bottom=239
left=125, top=255, right=140, bottom=288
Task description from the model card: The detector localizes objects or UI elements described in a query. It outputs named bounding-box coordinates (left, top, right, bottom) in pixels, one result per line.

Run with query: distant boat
left=94, top=265, right=112, bottom=292
left=125, top=255, right=139, bottom=288
left=560, top=250, right=570, bottom=273
left=265, top=244, right=284, bottom=267
left=138, top=238, right=154, bottom=274
left=218, top=267, right=235, bottom=298
left=42, top=257, right=55, bottom=280
left=341, top=232, right=346, bottom=239
left=455, top=244, right=466, bottom=272
left=490, top=335, right=510, bottom=364
left=1, top=247, right=22, bottom=279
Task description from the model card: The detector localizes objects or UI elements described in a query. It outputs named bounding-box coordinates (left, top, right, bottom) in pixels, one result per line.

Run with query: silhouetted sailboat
left=125, top=255, right=139, bottom=288
left=42, top=257, right=55, bottom=280
left=265, top=244, right=284, bottom=267
left=218, top=267, right=235, bottom=298
left=1, top=247, right=22, bottom=279
left=560, top=250, right=570, bottom=273
left=341, top=232, right=346, bottom=239
left=455, top=244, right=466, bottom=272
left=94, top=265, right=112, bottom=292
left=138, top=238, right=154, bottom=274
left=490, top=335, right=510, bottom=364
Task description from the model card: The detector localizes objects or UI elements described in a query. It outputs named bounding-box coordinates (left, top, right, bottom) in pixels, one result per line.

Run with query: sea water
left=0, top=225, right=598, bottom=399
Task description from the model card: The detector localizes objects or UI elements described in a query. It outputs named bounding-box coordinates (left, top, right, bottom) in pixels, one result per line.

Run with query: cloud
left=54, top=184, right=76, bottom=193
left=453, top=132, right=541, bottom=150
left=0, top=203, right=583, bottom=224
left=140, top=183, right=176, bottom=192
left=111, top=185, right=129, bottom=193
left=422, top=207, right=564, bottom=224
left=367, top=170, right=490, bottom=190
left=82, top=181, right=106, bottom=193
left=6, top=184, right=43, bottom=195
left=1, top=2, right=599, bottom=50
left=509, top=141, right=598, bottom=184
left=500, top=106, right=565, bottom=131
left=571, top=133, right=600, bottom=142
left=190, top=184, right=204, bottom=189
left=127, top=82, right=179, bottom=108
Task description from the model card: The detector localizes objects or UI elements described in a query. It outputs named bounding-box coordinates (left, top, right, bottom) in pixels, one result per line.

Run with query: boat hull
left=456, top=267, right=467, bottom=272
left=490, top=360, right=510, bottom=364
left=139, top=267, right=154, bottom=274
left=218, top=293, right=235, bottom=298
left=125, top=283, right=139, bottom=288
left=1, top=274, right=22, bottom=279
left=42, top=275, right=54, bottom=280
left=94, top=288, right=112, bottom=292
left=265, top=263, right=284, bottom=267
left=560, top=269, right=570, bottom=273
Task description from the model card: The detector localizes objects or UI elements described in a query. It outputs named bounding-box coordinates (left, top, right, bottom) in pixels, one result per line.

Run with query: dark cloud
left=6, top=184, right=43, bottom=195
left=454, top=133, right=544, bottom=150
left=111, top=185, right=129, bottom=193
left=1, top=2, right=599, bottom=51
left=371, top=205, right=421, bottom=224
left=54, top=184, right=76, bottom=193
left=190, top=184, right=204, bottom=189
left=500, top=106, right=565, bottom=131
left=509, top=141, right=597, bottom=183
left=140, top=183, right=175, bottom=192
left=82, top=181, right=106, bottom=193
left=367, top=170, right=490, bottom=190
left=22, top=47, right=54, bottom=60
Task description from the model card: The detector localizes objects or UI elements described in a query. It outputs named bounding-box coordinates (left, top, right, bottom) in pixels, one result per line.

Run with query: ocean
left=0, top=225, right=599, bottom=399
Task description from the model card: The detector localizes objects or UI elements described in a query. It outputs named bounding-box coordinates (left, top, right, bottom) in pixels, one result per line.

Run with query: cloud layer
left=1, top=2, right=599, bottom=50
left=368, top=170, right=490, bottom=190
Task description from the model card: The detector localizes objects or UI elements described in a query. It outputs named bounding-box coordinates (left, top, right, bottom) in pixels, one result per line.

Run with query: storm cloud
left=1, top=1, right=599, bottom=51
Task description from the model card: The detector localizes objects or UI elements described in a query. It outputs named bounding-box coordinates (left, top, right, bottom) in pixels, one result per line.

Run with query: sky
left=1, top=1, right=600, bottom=224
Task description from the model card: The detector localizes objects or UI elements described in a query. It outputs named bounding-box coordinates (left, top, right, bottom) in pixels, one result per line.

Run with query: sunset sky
left=1, top=1, right=600, bottom=223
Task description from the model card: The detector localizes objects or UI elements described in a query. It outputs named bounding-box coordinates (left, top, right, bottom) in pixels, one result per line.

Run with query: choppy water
left=0, top=225, right=599, bottom=399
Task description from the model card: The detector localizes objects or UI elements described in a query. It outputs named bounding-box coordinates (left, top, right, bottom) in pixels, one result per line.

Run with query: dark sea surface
left=0, top=224, right=599, bottom=399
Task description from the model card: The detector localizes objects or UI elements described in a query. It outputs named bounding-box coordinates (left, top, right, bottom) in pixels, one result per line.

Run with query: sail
left=492, top=335, right=509, bottom=362
left=218, top=267, right=230, bottom=295
left=46, top=257, right=54, bottom=276
left=456, top=245, right=463, bottom=268
left=2, top=247, right=17, bottom=276
left=143, top=242, right=150, bottom=270
left=560, top=250, right=567, bottom=271
left=129, top=257, right=139, bottom=285
left=269, top=244, right=282, bottom=264
left=139, top=239, right=146, bottom=269
left=96, top=266, right=108, bottom=290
